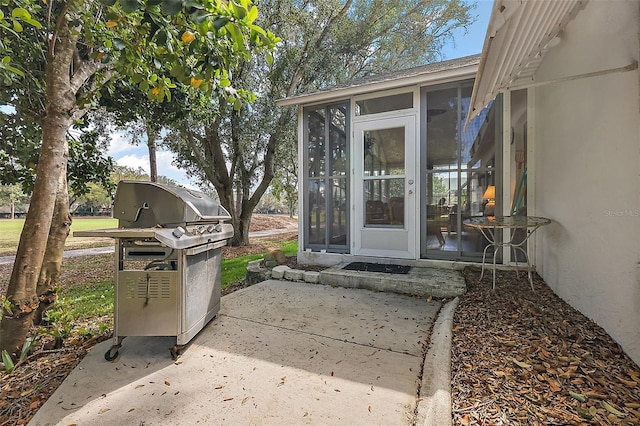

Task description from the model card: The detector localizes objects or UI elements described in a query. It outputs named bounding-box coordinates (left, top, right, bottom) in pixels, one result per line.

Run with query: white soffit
left=467, top=0, right=588, bottom=122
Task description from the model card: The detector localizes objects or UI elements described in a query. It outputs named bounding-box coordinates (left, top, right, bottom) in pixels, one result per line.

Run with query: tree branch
left=286, top=0, right=353, bottom=97
left=69, top=57, right=105, bottom=94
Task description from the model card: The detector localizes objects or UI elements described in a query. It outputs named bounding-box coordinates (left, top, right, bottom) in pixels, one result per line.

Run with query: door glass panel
left=425, top=171, right=453, bottom=249
left=363, top=125, right=406, bottom=228
left=364, top=178, right=404, bottom=226
left=364, top=127, right=405, bottom=176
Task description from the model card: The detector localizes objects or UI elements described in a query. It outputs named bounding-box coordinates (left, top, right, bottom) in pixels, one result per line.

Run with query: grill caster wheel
left=170, top=345, right=185, bottom=360
left=104, top=347, right=120, bottom=361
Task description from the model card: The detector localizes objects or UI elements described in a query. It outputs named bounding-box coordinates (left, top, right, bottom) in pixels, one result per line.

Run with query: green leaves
left=0, top=56, right=24, bottom=77
left=2, top=0, right=280, bottom=138
left=161, top=0, right=183, bottom=15
left=0, top=336, right=37, bottom=374
left=245, top=4, right=258, bottom=23
left=11, top=7, right=41, bottom=28
left=229, top=0, right=247, bottom=19
left=1, top=350, right=14, bottom=374
left=120, top=0, right=140, bottom=14
left=212, top=17, right=229, bottom=31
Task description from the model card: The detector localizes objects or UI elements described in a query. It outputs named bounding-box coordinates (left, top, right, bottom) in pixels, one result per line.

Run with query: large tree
left=0, top=0, right=278, bottom=356
left=164, top=0, right=474, bottom=246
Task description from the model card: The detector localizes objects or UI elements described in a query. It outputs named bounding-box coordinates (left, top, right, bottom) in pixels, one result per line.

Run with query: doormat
left=343, top=262, right=411, bottom=274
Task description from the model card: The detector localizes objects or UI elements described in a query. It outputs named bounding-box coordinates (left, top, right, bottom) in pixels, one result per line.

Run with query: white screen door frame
left=353, top=115, right=416, bottom=259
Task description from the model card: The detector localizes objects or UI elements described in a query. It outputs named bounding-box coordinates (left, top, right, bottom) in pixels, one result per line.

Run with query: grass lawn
left=0, top=236, right=299, bottom=339
left=0, top=222, right=298, bottom=360
left=0, top=217, right=117, bottom=256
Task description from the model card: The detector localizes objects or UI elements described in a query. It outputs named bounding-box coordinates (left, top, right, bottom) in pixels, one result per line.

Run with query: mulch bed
left=452, top=268, right=640, bottom=425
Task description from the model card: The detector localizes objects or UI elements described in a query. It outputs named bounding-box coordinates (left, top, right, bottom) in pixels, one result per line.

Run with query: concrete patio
left=29, top=279, right=456, bottom=426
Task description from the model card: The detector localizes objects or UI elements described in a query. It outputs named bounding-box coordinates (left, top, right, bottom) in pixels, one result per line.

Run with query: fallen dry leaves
left=0, top=334, right=111, bottom=425
left=452, top=268, right=640, bottom=425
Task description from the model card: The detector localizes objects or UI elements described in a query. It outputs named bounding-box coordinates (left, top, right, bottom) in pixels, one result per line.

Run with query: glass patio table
left=463, top=216, right=551, bottom=291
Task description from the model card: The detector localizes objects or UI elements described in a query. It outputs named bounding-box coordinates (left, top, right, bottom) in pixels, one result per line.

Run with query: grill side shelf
left=73, top=228, right=157, bottom=239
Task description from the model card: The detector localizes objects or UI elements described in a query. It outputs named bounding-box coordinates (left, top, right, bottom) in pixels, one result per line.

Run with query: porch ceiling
left=467, top=0, right=588, bottom=123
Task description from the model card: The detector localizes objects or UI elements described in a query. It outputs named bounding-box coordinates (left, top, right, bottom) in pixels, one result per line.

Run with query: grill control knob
left=206, top=225, right=215, bottom=233
left=172, top=226, right=186, bottom=238
left=197, top=225, right=206, bottom=234
left=215, top=224, right=222, bottom=232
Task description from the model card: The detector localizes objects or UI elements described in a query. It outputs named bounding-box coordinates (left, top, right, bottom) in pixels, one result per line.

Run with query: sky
left=106, top=0, right=494, bottom=189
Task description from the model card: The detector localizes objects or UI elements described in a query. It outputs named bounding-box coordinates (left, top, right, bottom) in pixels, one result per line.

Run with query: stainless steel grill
left=75, top=180, right=234, bottom=360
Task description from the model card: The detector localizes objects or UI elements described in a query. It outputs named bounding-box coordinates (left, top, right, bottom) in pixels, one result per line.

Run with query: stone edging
left=246, top=260, right=320, bottom=286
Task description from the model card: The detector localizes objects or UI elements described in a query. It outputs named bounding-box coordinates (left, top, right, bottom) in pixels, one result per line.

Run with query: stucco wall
left=532, top=1, right=640, bottom=364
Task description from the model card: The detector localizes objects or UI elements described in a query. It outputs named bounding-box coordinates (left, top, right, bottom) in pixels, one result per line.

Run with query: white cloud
left=115, top=150, right=199, bottom=190
left=107, top=131, right=135, bottom=156
left=116, top=153, right=149, bottom=173
left=156, top=151, right=183, bottom=175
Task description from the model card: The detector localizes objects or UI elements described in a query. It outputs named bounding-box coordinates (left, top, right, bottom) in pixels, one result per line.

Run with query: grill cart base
left=103, top=239, right=225, bottom=360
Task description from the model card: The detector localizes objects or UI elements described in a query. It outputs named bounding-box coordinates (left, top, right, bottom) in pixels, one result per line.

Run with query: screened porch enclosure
left=420, top=83, right=502, bottom=260
left=304, top=102, right=349, bottom=252
left=301, top=76, right=503, bottom=262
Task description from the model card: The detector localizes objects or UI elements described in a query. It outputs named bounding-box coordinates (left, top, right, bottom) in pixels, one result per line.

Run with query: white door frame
left=352, top=115, right=417, bottom=259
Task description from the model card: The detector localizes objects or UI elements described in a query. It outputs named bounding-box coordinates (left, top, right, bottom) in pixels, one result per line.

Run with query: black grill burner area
left=343, top=262, right=411, bottom=274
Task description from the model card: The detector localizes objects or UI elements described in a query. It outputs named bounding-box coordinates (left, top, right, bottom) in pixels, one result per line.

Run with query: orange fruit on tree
left=181, top=31, right=195, bottom=43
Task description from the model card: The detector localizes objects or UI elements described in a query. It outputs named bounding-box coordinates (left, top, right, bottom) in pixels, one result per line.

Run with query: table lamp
left=483, top=185, right=496, bottom=216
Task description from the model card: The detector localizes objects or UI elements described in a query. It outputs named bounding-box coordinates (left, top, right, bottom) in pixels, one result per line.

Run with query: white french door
left=353, top=116, right=416, bottom=258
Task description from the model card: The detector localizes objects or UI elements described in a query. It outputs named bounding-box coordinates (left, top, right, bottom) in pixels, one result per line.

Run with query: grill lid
left=114, top=181, right=230, bottom=228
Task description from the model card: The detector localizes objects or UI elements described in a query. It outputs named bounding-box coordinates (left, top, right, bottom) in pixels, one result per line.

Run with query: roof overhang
left=467, top=0, right=588, bottom=123
left=276, top=55, right=480, bottom=107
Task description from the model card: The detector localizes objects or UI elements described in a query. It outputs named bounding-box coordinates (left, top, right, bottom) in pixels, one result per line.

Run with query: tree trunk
left=146, top=122, right=158, bottom=182
left=34, top=166, right=71, bottom=325
left=229, top=209, right=251, bottom=246
left=0, top=24, right=76, bottom=356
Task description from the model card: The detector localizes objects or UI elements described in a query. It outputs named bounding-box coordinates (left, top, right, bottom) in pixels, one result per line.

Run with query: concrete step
left=319, top=264, right=466, bottom=298
left=246, top=259, right=466, bottom=298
